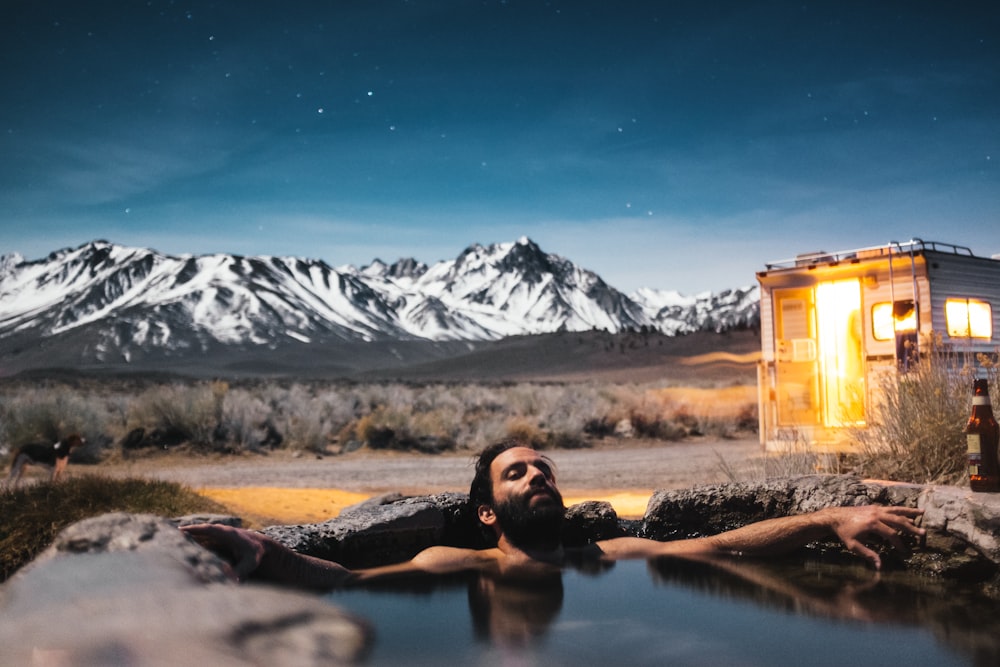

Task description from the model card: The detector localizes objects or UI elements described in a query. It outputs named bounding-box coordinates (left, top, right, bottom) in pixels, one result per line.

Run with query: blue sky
left=2, top=1, right=998, bottom=294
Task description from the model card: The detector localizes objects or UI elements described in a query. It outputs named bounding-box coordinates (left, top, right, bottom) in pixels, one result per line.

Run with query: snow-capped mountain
left=0, top=238, right=758, bottom=365
left=630, top=285, right=760, bottom=335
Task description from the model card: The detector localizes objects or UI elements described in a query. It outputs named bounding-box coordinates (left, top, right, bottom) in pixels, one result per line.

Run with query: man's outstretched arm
left=181, top=523, right=354, bottom=588
left=180, top=524, right=498, bottom=589
left=594, top=505, right=925, bottom=570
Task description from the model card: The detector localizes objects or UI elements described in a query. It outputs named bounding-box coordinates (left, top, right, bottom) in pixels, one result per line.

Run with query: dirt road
left=105, top=437, right=761, bottom=497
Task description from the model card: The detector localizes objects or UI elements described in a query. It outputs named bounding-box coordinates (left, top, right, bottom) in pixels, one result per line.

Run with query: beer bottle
left=966, top=378, right=1000, bottom=492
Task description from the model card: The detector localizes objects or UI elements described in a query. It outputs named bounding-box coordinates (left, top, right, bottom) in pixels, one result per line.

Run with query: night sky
left=2, top=1, right=998, bottom=293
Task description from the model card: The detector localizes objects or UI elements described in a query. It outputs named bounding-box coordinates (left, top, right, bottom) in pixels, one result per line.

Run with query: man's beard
left=492, top=487, right=566, bottom=551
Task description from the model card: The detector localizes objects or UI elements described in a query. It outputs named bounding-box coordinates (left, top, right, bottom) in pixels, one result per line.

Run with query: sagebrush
left=0, top=378, right=759, bottom=458
left=853, top=342, right=999, bottom=485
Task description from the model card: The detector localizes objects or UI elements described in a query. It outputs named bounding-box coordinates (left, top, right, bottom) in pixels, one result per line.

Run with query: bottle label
left=968, top=434, right=981, bottom=454
left=973, top=396, right=990, bottom=406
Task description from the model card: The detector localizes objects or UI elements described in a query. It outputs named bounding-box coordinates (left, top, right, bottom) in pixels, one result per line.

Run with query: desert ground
left=95, top=437, right=762, bottom=526
left=6, top=330, right=765, bottom=526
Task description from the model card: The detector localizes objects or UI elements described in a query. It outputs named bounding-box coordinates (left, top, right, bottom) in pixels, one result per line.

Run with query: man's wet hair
left=469, top=438, right=525, bottom=510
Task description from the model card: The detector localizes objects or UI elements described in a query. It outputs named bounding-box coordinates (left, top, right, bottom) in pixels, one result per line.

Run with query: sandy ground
left=96, top=437, right=762, bottom=526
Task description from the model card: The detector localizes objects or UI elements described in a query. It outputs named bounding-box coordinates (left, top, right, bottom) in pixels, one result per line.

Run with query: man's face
left=486, top=447, right=565, bottom=548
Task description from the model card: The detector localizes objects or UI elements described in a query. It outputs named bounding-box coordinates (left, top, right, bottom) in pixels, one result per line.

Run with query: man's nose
left=527, top=466, right=548, bottom=485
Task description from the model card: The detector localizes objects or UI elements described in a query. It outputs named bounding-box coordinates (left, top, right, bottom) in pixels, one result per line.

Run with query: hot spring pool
left=326, top=557, right=999, bottom=666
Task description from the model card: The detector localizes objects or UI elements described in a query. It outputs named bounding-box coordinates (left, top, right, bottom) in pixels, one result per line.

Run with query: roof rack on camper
left=763, top=239, right=976, bottom=271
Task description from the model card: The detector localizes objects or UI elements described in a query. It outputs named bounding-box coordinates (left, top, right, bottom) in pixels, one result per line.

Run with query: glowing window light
left=871, top=301, right=917, bottom=341
left=946, top=299, right=993, bottom=339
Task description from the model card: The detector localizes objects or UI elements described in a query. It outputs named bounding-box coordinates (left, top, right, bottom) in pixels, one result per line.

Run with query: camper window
left=871, top=300, right=917, bottom=341
left=945, top=298, right=992, bottom=339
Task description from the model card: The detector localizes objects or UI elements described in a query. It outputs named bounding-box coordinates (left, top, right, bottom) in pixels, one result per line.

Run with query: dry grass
left=717, top=434, right=845, bottom=483
left=852, top=341, right=999, bottom=485
left=0, top=475, right=227, bottom=581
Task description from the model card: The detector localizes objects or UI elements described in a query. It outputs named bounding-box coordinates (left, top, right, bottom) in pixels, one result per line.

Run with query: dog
left=4, top=434, right=85, bottom=488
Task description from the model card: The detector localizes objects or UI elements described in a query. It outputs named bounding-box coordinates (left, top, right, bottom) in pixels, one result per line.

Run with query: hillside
left=7, top=328, right=761, bottom=385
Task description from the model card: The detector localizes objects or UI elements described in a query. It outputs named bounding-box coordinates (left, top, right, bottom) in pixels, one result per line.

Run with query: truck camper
left=756, top=239, right=1000, bottom=452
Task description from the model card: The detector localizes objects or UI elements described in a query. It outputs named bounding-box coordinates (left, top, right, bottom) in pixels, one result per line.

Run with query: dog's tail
left=4, top=451, right=29, bottom=489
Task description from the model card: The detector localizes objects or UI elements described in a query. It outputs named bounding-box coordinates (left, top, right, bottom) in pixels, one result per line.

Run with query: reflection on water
left=327, top=558, right=999, bottom=666
left=468, top=569, right=564, bottom=648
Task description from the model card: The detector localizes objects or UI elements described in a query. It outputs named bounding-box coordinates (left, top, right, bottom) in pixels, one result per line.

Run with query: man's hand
left=823, top=505, right=925, bottom=570
left=181, top=523, right=354, bottom=588
left=180, top=523, right=269, bottom=582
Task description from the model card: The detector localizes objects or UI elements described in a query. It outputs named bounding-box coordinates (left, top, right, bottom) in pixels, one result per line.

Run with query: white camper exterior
left=756, top=239, right=1000, bottom=452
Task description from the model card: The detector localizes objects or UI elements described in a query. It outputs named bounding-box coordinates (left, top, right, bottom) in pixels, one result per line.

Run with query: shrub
left=219, top=388, right=275, bottom=451
left=852, top=341, right=998, bottom=485
left=128, top=383, right=221, bottom=449
left=695, top=402, right=759, bottom=440
left=351, top=406, right=412, bottom=451
left=1, top=377, right=765, bottom=458
left=545, top=430, right=589, bottom=449
left=504, top=417, right=549, bottom=449
left=583, top=416, right=616, bottom=437
left=273, top=389, right=335, bottom=454
left=0, top=386, right=108, bottom=461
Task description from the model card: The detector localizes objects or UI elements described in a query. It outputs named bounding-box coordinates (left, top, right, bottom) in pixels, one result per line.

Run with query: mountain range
left=0, top=238, right=759, bottom=377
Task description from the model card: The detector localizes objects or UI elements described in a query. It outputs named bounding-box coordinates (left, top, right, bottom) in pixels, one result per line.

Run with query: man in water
left=182, top=439, right=925, bottom=589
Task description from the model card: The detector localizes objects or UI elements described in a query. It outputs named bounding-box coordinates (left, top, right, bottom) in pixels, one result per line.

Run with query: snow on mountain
left=0, top=252, right=23, bottom=277
left=631, top=284, right=759, bottom=334
left=0, top=238, right=759, bottom=362
left=629, top=287, right=697, bottom=311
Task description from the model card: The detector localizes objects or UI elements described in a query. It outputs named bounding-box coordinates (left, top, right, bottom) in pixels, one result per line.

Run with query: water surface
left=328, top=558, right=998, bottom=666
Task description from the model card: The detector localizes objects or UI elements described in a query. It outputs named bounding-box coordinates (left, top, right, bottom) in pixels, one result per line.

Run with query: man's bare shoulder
left=351, top=545, right=503, bottom=582
left=413, top=545, right=504, bottom=570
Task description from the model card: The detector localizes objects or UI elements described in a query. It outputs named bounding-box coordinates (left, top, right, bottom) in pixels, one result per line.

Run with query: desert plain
left=8, top=329, right=765, bottom=526
left=95, top=436, right=761, bottom=526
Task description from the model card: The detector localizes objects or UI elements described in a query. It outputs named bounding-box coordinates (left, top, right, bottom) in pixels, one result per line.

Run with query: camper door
left=773, top=279, right=865, bottom=429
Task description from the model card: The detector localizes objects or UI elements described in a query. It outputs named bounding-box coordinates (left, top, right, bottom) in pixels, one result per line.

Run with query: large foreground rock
left=0, top=513, right=372, bottom=666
